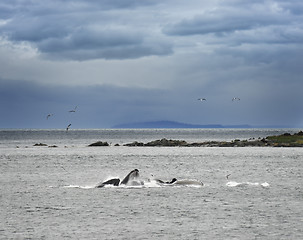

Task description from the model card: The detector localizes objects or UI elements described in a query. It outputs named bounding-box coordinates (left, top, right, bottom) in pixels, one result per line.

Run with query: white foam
left=226, top=181, right=241, bottom=187
left=63, top=185, right=95, bottom=189
left=226, top=181, right=270, bottom=188
left=261, top=182, right=270, bottom=187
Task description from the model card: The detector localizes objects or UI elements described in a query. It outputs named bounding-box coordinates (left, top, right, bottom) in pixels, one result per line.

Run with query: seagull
left=46, top=114, right=53, bottom=120
left=226, top=174, right=231, bottom=179
left=232, top=97, right=240, bottom=101
left=69, top=106, right=77, bottom=113
left=198, top=98, right=206, bottom=101
left=66, top=124, right=71, bottom=131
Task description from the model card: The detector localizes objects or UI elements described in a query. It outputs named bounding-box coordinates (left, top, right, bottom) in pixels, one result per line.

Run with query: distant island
left=112, top=120, right=252, bottom=129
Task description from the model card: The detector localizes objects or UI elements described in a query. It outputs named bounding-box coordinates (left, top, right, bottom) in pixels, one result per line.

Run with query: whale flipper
left=96, top=178, right=120, bottom=188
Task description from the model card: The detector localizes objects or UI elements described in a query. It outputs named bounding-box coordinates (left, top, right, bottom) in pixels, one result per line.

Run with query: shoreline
left=87, top=131, right=303, bottom=148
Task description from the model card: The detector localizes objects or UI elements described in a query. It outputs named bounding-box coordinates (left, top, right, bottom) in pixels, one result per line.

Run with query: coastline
left=88, top=131, right=303, bottom=148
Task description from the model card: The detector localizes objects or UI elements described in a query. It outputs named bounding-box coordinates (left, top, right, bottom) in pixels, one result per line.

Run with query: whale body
left=174, top=180, right=204, bottom=186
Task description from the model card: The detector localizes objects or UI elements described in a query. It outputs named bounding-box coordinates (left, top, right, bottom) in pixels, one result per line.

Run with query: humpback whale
left=96, top=170, right=203, bottom=188
left=96, top=169, right=140, bottom=188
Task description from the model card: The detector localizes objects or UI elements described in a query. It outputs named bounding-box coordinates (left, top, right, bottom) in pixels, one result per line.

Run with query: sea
left=0, top=128, right=302, bottom=240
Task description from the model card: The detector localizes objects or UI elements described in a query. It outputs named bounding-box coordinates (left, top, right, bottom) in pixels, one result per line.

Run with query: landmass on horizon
left=111, top=120, right=295, bottom=129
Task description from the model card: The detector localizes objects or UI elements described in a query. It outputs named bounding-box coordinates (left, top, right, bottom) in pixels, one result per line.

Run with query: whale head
left=120, top=169, right=140, bottom=185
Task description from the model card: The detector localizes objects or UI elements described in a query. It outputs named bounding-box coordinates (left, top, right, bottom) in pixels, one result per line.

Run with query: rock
left=124, top=141, right=144, bottom=146
left=282, top=132, right=291, bottom=136
left=88, top=141, right=109, bottom=147
left=144, top=138, right=188, bottom=147
left=33, top=143, right=48, bottom=146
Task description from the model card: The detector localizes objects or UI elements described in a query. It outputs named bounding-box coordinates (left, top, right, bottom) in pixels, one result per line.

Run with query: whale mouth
left=127, top=169, right=140, bottom=181
left=120, top=169, right=140, bottom=185
left=131, top=169, right=139, bottom=178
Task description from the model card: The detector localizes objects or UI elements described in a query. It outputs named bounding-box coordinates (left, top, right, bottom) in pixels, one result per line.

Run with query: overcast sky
left=1, top=0, right=303, bottom=129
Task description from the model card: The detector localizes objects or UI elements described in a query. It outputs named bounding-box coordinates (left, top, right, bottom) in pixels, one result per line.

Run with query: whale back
left=120, top=169, right=139, bottom=185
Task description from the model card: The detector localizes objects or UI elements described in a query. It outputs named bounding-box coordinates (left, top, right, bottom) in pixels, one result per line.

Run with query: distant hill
left=112, top=121, right=252, bottom=129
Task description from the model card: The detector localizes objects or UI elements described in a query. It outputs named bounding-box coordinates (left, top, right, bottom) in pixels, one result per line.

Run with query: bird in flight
left=66, top=124, right=71, bottom=131
left=46, top=114, right=53, bottom=120
left=232, top=97, right=240, bottom=101
left=69, top=106, right=77, bottom=113
left=198, top=98, right=206, bottom=101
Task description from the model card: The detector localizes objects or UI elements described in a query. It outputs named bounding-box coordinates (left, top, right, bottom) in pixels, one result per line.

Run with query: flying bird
left=232, top=97, right=240, bottom=101
left=226, top=174, right=231, bottom=179
left=69, top=106, right=77, bottom=112
left=198, top=98, right=206, bottom=101
left=46, top=114, right=53, bottom=120
left=66, top=124, right=71, bottom=131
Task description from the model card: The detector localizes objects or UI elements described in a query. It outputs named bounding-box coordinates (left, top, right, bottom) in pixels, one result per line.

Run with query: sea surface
left=0, top=129, right=302, bottom=239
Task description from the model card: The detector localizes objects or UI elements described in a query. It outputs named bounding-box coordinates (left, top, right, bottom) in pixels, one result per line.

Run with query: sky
left=1, top=0, right=303, bottom=129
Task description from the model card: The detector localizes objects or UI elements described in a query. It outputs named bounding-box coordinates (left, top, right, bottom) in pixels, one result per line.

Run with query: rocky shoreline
left=87, top=131, right=303, bottom=148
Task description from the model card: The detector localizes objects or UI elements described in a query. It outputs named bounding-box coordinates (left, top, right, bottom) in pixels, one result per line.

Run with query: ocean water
left=0, top=129, right=302, bottom=239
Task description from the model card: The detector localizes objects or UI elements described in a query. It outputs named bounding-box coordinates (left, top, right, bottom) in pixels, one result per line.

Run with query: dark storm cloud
left=0, top=0, right=172, bottom=60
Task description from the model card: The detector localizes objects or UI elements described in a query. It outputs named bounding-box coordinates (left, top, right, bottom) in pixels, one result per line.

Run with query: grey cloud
left=85, top=0, right=158, bottom=10
left=162, top=0, right=303, bottom=44
left=163, top=11, right=290, bottom=37
left=37, top=28, right=142, bottom=52
left=0, top=0, right=158, bottom=16
left=277, top=1, right=303, bottom=15
left=3, top=17, right=70, bottom=42
left=37, top=29, right=172, bottom=60
left=0, top=0, right=171, bottom=60
left=205, top=25, right=303, bottom=48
